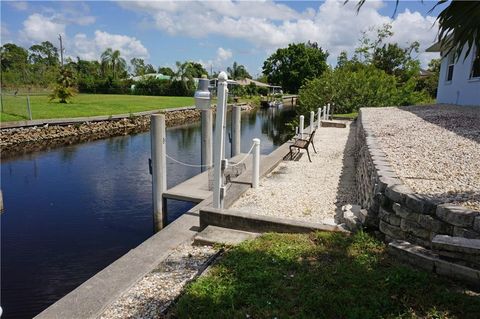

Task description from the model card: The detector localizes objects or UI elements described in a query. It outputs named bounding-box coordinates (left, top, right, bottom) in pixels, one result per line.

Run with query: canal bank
left=0, top=103, right=256, bottom=159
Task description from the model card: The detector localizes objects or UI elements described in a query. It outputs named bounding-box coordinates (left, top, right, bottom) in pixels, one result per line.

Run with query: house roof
left=426, top=42, right=442, bottom=52
left=235, top=78, right=270, bottom=87
left=130, top=73, right=171, bottom=81
left=235, top=78, right=281, bottom=88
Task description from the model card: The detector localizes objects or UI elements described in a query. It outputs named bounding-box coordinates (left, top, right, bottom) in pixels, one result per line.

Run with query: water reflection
left=0, top=104, right=295, bottom=319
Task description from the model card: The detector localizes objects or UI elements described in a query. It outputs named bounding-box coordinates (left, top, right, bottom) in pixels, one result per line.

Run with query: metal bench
left=288, top=130, right=317, bottom=162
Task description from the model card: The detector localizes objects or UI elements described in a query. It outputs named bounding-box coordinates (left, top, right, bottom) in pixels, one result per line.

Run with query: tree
left=158, top=66, right=174, bottom=76
left=1, top=43, right=28, bottom=71
left=28, top=41, right=59, bottom=66
left=49, top=66, right=77, bottom=103
left=256, top=74, right=269, bottom=84
left=130, top=57, right=146, bottom=76
left=144, top=64, right=155, bottom=74
left=186, top=62, right=208, bottom=78
left=172, top=61, right=196, bottom=96
left=227, top=62, right=251, bottom=80
left=101, top=48, right=126, bottom=79
left=416, top=58, right=441, bottom=98
left=262, top=42, right=328, bottom=93
left=350, top=0, right=480, bottom=61
left=0, top=43, right=29, bottom=84
left=297, top=64, right=429, bottom=116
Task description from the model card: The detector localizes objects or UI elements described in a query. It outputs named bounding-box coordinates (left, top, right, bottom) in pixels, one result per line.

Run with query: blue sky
left=1, top=1, right=444, bottom=77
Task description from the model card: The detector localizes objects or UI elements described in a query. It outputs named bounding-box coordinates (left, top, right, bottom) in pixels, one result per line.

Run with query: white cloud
left=20, top=13, right=66, bottom=44
left=217, top=47, right=233, bottom=61
left=72, top=30, right=149, bottom=62
left=9, top=1, right=28, bottom=11
left=118, top=0, right=439, bottom=66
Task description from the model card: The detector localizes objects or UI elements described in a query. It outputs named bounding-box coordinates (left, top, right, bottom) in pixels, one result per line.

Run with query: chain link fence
left=0, top=90, right=50, bottom=121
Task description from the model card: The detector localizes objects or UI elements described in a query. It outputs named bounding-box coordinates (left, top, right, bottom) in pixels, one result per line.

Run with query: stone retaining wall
left=355, top=108, right=480, bottom=271
left=1, top=103, right=257, bottom=159
left=0, top=108, right=203, bottom=158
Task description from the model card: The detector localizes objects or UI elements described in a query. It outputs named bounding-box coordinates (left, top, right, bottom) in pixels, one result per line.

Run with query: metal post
left=299, top=115, right=304, bottom=138
left=327, top=103, right=331, bottom=120
left=27, top=95, right=32, bottom=120
left=323, top=105, right=327, bottom=120
left=150, top=114, right=167, bottom=231
left=310, top=111, right=314, bottom=134
left=201, top=109, right=212, bottom=172
left=252, top=138, right=260, bottom=189
left=231, top=104, right=241, bottom=157
left=295, top=126, right=298, bottom=136
left=213, top=72, right=228, bottom=209
left=317, top=107, right=322, bottom=129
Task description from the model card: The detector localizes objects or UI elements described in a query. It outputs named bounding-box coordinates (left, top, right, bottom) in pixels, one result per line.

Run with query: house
left=130, top=73, right=171, bottom=82
left=426, top=43, right=480, bottom=106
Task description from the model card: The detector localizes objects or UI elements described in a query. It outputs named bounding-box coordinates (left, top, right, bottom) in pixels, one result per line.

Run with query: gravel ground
left=362, top=105, right=480, bottom=210
left=99, top=243, right=216, bottom=319
left=231, top=122, right=357, bottom=223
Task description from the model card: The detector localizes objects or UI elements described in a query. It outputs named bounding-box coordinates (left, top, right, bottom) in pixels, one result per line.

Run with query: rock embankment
left=0, top=108, right=201, bottom=158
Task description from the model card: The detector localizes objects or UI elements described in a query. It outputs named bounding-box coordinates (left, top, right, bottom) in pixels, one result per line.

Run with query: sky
left=1, top=0, right=444, bottom=77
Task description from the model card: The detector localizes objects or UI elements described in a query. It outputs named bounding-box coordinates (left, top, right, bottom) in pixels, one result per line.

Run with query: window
left=470, top=47, right=480, bottom=79
left=446, top=53, right=455, bottom=82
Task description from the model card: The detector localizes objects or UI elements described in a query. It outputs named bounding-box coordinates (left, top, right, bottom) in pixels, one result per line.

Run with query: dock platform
left=162, top=152, right=254, bottom=203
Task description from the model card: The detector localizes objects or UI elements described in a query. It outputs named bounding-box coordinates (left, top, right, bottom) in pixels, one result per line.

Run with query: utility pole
left=58, top=34, right=64, bottom=67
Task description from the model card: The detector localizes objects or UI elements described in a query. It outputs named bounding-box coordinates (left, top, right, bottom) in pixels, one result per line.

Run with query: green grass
left=333, top=112, right=358, bottom=120
left=173, top=232, right=480, bottom=319
left=0, top=94, right=194, bottom=122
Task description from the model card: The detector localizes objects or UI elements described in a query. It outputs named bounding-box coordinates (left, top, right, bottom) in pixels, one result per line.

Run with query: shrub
left=297, top=65, right=430, bottom=115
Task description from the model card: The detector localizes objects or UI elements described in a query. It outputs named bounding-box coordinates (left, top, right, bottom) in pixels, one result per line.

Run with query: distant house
left=427, top=43, right=480, bottom=105
left=130, top=73, right=171, bottom=82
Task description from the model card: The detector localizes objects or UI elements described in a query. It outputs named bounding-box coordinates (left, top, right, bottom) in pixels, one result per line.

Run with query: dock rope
left=165, top=141, right=256, bottom=168
left=229, top=142, right=255, bottom=167
left=165, top=154, right=211, bottom=168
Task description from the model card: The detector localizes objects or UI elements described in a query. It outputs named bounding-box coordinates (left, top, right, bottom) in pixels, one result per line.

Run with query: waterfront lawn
left=0, top=94, right=194, bottom=122
left=174, top=232, right=480, bottom=318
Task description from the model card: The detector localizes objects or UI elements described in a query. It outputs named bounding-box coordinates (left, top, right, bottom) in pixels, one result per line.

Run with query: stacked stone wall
left=355, top=109, right=480, bottom=270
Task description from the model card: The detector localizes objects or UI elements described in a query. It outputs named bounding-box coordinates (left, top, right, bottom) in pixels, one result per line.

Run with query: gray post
left=231, top=105, right=241, bottom=157
left=201, top=109, right=213, bottom=172
left=213, top=72, right=228, bottom=209
left=27, top=95, right=32, bottom=120
left=252, top=138, right=260, bottom=188
left=151, top=114, right=167, bottom=230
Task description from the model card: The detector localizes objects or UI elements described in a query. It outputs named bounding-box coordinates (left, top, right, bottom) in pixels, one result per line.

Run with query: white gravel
left=99, top=243, right=216, bottom=319
left=362, top=105, right=480, bottom=210
left=231, top=122, right=357, bottom=223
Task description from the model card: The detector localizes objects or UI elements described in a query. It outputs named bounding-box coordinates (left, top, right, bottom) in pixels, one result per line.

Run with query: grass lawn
left=333, top=112, right=358, bottom=120
left=0, top=94, right=194, bottom=122
left=174, top=232, right=480, bottom=319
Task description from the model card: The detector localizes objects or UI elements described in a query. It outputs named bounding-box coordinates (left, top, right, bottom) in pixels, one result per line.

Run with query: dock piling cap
left=218, top=71, right=228, bottom=82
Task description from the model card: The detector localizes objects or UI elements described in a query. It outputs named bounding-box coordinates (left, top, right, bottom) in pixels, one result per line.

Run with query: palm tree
left=101, top=48, right=126, bottom=79
left=351, top=0, right=480, bottom=61
left=227, top=62, right=251, bottom=80
left=174, top=61, right=194, bottom=83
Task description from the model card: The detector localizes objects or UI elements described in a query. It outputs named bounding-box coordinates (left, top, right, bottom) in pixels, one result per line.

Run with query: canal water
left=0, top=105, right=295, bottom=319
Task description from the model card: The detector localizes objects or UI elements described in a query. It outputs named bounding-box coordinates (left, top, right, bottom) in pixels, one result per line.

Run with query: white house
left=427, top=43, right=480, bottom=106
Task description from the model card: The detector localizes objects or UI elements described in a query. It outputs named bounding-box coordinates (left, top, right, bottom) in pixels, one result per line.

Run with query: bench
left=288, top=130, right=317, bottom=162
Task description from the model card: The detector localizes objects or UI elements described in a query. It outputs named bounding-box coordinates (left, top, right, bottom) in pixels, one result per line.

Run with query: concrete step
left=194, top=225, right=260, bottom=246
